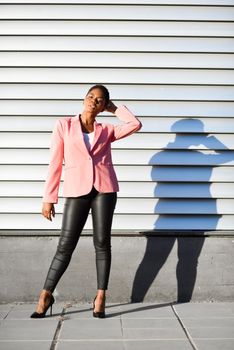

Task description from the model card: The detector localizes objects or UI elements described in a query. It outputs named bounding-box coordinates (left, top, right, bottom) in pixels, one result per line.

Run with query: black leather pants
left=43, top=186, right=117, bottom=292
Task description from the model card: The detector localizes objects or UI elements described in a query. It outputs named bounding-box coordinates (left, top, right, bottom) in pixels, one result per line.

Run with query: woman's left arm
left=106, top=101, right=142, bottom=141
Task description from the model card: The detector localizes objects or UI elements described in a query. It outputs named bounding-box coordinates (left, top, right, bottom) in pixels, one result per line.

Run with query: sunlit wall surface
left=0, top=0, right=233, bottom=232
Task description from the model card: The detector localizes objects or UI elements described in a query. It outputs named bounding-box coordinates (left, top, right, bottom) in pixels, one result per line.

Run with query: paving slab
left=181, top=317, right=234, bottom=328
left=188, top=326, right=234, bottom=339
left=62, top=303, right=122, bottom=319
left=101, top=304, right=123, bottom=318
left=0, top=304, right=14, bottom=311
left=0, top=340, right=52, bottom=350
left=10, top=301, right=64, bottom=311
left=195, top=339, right=234, bottom=350
left=0, top=310, right=11, bottom=319
left=5, top=309, right=62, bottom=320
left=5, top=303, right=64, bottom=320
left=57, top=340, right=125, bottom=350
left=61, top=318, right=121, bottom=329
left=59, top=318, right=123, bottom=340
left=0, top=305, right=15, bottom=319
left=119, top=302, right=175, bottom=318
left=57, top=339, right=193, bottom=350
left=60, top=303, right=93, bottom=319
left=64, top=305, right=93, bottom=320
left=174, top=302, right=234, bottom=318
left=0, top=319, right=58, bottom=341
left=124, top=339, right=193, bottom=350
left=122, top=327, right=186, bottom=340
left=121, top=318, right=181, bottom=328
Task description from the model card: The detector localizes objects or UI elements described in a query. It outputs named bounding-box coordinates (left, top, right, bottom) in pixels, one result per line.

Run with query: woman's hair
left=86, top=84, right=110, bottom=108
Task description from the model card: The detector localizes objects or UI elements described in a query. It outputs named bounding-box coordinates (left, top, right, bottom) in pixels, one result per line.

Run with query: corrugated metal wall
left=0, top=1, right=234, bottom=232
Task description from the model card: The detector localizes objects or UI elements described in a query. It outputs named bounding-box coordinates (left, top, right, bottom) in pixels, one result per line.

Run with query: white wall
left=0, top=0, right=234, bottom=232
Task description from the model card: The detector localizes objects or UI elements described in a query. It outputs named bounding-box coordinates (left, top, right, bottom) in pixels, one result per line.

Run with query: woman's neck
left=80, top=111, right=96, bottom=123
left=80, top=112, right=95, bottom=133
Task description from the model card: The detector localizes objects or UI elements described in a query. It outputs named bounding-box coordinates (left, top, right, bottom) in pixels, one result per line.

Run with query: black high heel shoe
left=93, top=296, right=105, bottom=318
left=30, top=294, right=55, bottom=318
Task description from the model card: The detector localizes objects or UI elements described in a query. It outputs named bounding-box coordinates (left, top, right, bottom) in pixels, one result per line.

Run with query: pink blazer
left=42, top=105, right=142, bottom=203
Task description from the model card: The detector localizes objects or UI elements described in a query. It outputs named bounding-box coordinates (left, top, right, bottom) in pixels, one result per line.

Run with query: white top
left=82, top=131, right=95, bottom=150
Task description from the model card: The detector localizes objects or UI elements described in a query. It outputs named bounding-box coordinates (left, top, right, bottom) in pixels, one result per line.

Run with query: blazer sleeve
left=42, top=119, right=64, bottom=204
left=111, top=105, right=142, bottom=142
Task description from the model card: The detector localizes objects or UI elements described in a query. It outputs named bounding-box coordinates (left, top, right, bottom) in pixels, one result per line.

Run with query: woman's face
left=83, top=88, right=106, bottom=114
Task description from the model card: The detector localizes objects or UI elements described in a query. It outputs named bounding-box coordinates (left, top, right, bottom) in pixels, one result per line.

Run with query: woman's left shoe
left=30, top=294, right=55, bottom=318
left=93, top=296, right=105, bottom=318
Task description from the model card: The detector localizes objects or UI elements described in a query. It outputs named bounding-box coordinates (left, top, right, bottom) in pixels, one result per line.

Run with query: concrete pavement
left=0, top=301, right=234, bottom=350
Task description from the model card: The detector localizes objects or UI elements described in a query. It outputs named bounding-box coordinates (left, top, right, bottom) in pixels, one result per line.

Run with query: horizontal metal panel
left=120, top=182, right=234, bottom=198
left=1, top=84, right=234, bottom=101
left=116, top=134, right=234, bottom=150
left=1, top=1, right=234, bottom=5
left=1, top=148, right=234, bottom=166
left=147, top=150, right=234, bottom=166
left=152, top=214, right=234, bottom=230
left=154, top=198, right=234, bottom=214
left=4, top=148, right=234, bottom=166
left=139, top=117, right=234, bottom=133
left=1, top=197, right=233, bottom=214
left=0, top=165, right=48, bottom=180
left=1, top=68, right=234, bottom=85
left=0, top=181, right=233, bottom=198
left=1, top=5, right=234, bottom=21
left=1, top=52, right=234, bottom=69
left=1, top=117, right=234, bottom=133
left=1, top=36, right=234, bottom=53
left=149, top=165, right=234, bottom=182
left=1, top=132, right=234, bottom=150
left=0, top=100, right=234, bottom=117
left=0, top=21, right=233, bottom=37
left=0, top=165, right=233, bottom=182
left=0, top=213, right=233, bottom=230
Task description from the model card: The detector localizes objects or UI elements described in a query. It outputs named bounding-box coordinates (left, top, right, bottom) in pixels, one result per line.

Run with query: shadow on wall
left=131, top=118, right=234, bottom=302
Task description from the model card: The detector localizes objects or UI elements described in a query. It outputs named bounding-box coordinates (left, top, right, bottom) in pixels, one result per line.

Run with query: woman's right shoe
left=30, top=294, right=55, bottom=318
left=93, top=296, right=105, bottom=318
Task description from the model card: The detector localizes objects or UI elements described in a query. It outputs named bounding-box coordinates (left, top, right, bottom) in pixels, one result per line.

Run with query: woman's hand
left=105, top=100, right=117, bottom=114
left=42, top=202, right=55, bottom=221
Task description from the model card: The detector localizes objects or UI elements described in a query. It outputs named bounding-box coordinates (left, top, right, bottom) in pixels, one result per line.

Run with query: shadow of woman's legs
left=130, top=236, right=176, bottom=302
left=130, top=235, right=206, bottom=303
left=177, top=236, right=205, bottom=302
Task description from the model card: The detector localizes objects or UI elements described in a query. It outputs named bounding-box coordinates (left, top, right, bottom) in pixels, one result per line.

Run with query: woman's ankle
left=97, top=289, right=105, bottom=295
left=95, top=290, right=106, bottom=303
left=41, top=289, right=52, bottom=296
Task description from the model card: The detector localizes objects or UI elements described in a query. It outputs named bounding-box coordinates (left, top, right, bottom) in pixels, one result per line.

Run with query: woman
left=30, top=84, right=142, bottom=319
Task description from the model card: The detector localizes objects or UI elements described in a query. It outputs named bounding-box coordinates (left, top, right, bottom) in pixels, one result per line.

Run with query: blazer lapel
left=90, top=121, right=102, bottom=152
left=72, top=114, right=90, bottom=156
left=72, top=114, right=102, bottom=155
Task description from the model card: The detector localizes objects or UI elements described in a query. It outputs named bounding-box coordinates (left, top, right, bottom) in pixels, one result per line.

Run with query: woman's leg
left=91, top=191, right=117, bottom=291
left=42, top=193, right=93, bottom=293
